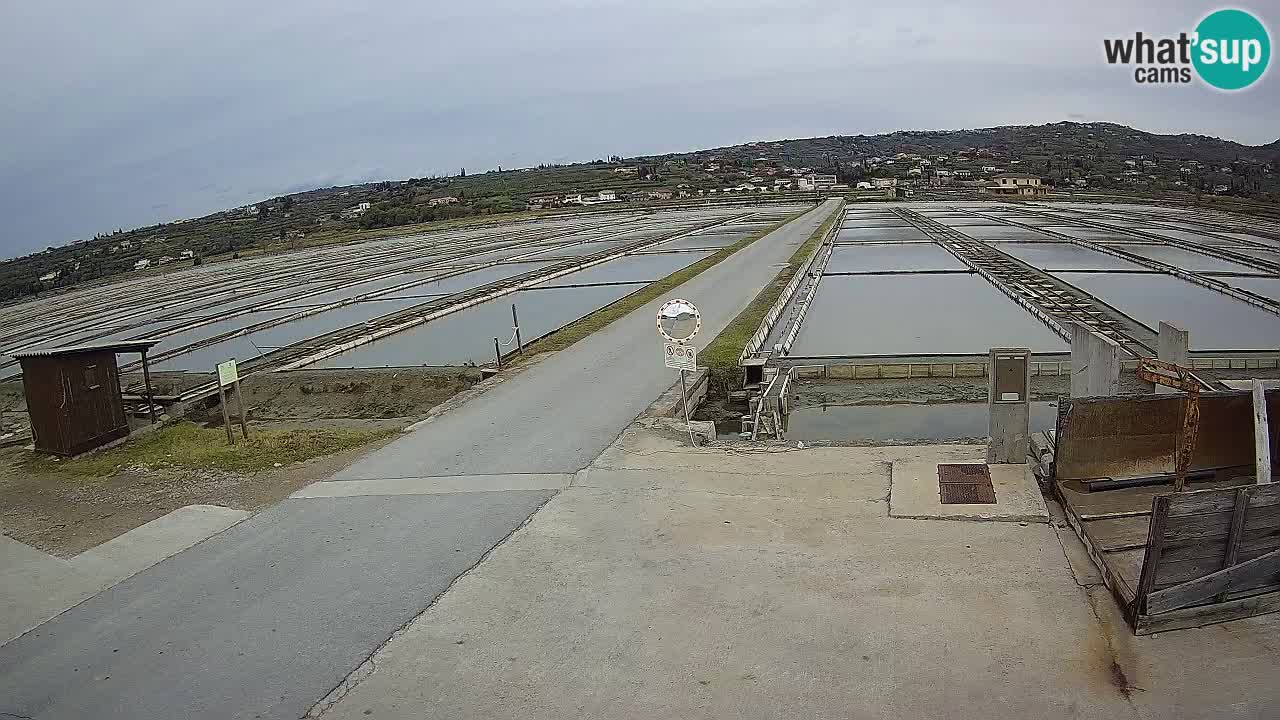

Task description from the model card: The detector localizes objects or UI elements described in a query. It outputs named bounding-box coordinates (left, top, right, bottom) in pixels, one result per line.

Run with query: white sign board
left=216, top=359, right=239, bottom=388
left=664, top=342, right=697, bottom=371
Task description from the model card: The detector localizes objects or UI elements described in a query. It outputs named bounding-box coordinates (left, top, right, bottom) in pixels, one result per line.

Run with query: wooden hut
left=12, top=340, right=159, bottom=456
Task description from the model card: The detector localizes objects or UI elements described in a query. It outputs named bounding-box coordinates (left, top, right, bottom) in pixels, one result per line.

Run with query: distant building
left=954, top=169, right=973, bottom=179
left=613, top=166, right=638, bottom=175
left=427, top=196, right=459, bottom=207
left=647, top=189, right=673, bottom=201
left=855, top=181, right=873, bottom=189
left=985, top=173, right=1048, bottom=196
left=871, top=177, right=898, bottom=189
left=180, top=250, right=196, bottom=260
left=596, top=189, right=617, bottom=202
left=526, top=195, right=560, bottom=210
left=562, top=193, right=584, bottom=205
left=39, top=270, right=60, bottom=282
left=805, top=174, right=837, bottom=190
left=157, top=256, right=175, bottom=266
left=134, top=259, right=152, bottom=271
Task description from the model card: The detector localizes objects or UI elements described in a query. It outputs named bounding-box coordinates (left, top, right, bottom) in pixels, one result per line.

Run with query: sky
left=1, top=0, right=1276, bottom=258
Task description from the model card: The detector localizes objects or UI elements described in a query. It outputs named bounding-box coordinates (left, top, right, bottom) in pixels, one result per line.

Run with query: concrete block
left=1070, top=323, right=1120, bottom=397
left=1156, top=321, right=1189, bottom=397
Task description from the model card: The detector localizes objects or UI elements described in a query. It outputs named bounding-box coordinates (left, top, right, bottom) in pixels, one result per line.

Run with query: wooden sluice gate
left=1050, top=386, right=1280, bottom=634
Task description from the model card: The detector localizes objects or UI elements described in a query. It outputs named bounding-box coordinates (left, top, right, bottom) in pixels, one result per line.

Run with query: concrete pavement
left=315, top=426, right=1280, bottom=720
left=0, top=201, right=841, bottom=720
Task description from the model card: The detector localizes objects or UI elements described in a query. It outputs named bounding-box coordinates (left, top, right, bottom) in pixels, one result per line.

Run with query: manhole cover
left=938, top=463, right=996, bottom=505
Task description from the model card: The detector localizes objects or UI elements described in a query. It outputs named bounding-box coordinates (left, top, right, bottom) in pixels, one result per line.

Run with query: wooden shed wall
left=20, top=351, right=128, bottom=456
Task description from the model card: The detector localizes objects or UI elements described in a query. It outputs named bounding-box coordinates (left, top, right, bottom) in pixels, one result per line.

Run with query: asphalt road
left=0, top=493, right=555, bottom=720
left=332, top=199, right=840, bottom=479
left=0, top=200, right=840, bottom=720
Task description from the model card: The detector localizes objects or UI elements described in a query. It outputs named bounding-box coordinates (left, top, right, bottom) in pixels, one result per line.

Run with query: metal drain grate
left=938, top=463, right=996, bottom=504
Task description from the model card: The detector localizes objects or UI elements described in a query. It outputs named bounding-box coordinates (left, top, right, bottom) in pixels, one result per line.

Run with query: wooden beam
left=1145, top=546, right=1280, bottom=615
left=1134, top=495, right=1171, bottom=617
left=1215, top=487, right=1250, bottom=603
left=1254, top=379, right=1272, bottom=485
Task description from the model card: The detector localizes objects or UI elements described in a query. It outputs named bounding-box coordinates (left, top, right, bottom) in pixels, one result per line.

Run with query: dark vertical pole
left=494, top=337, right=502, bottom=369
left=512, top=303, right=523, bottom=355
left=140, top=349, right=157, bottom=424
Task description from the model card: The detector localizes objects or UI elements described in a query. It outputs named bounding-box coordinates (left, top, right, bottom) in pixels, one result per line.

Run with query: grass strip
left=23, top=422, right=395, bottom=477
left=699, top=207, right=839, bottom=389
left=519, top=207, right=812, bottom=357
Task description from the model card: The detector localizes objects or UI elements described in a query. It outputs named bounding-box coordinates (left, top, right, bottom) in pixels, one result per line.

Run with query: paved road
left=0, top=200, right=839, bottom=720
left=333, top=199, right=839, bottom=479
left=0, top=493, right=555, bottom=720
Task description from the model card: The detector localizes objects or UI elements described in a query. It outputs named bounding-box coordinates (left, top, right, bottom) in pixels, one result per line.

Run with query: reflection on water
left=783, top=401, right=1058, bottom=443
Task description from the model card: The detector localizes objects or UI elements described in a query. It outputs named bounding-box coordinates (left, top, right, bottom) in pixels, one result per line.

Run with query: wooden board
left=1055, top=390, right=1277, bottom=482
left=1137, top=484, right=1280, bottom=619
left=1056, top=476, right=1280, bottom=633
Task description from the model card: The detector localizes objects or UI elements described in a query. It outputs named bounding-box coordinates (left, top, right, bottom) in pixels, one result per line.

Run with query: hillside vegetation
left=5, top=121, right=1277, bottom=305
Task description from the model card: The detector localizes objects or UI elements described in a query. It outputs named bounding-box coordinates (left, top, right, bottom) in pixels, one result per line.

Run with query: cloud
left=0, top=0, right=1275, bottom=256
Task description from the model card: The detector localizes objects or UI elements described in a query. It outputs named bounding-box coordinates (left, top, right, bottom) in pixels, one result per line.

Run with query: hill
left=4, top=121, right=1278, bottom=306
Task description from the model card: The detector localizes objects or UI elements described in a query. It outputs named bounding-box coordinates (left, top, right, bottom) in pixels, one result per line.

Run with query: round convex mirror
left=656, top=298, right=700, bottom=342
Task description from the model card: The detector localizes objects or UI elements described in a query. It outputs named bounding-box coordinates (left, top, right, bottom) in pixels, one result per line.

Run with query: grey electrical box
left=988, top=347, right=1031, bottom=464
left=991, top=350, right=1029, bottom=403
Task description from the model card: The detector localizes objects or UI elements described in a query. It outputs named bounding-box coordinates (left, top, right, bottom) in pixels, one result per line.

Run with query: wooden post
left=512, top=304, right=523, bottom=355
left=1255, top=379, right=1272, bottom=485
left=218, top=382, right=235, bottom=445
left=233, top=378, right=250, bottom=441
left=1216, top=487, right=1250, bottom=602
left=140, top=348, right=158, bottom=424
left=493, top=337, right=502, bottom=368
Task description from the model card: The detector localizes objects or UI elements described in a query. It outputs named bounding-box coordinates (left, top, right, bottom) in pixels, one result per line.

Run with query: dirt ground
left=0, top=367, right=483, bottom=557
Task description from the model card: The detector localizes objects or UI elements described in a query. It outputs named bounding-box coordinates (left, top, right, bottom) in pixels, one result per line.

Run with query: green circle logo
left=1192, top=9, right=1271, bottom=90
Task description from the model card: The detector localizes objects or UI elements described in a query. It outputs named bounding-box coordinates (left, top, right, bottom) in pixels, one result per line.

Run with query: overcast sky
left=0, top=0, right=1275, bottom=257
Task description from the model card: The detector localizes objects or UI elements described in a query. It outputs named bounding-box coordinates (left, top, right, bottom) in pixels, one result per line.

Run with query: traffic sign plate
left=664, top=342, right=697, bottom=371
